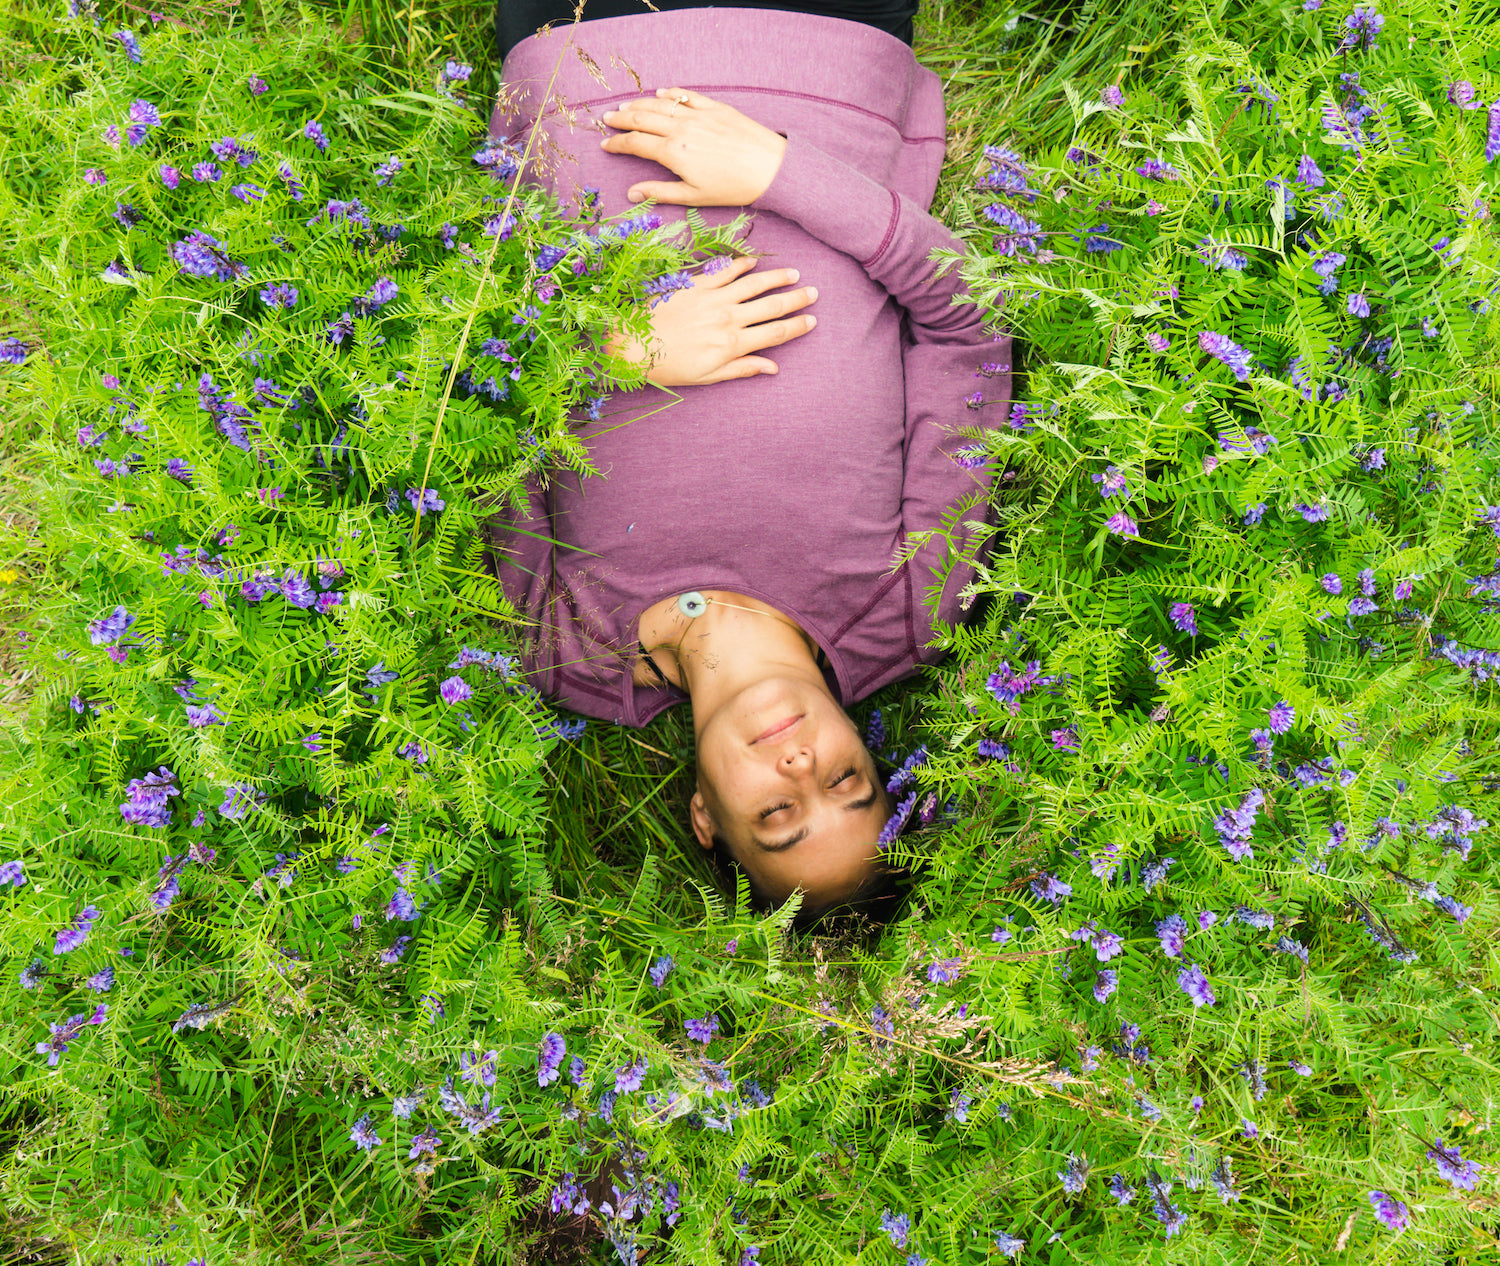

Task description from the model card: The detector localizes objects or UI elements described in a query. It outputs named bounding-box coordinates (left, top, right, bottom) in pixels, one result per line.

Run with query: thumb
left=734, top=357, right=779, bottom=378
left=627, top=182, right=695, bottom=206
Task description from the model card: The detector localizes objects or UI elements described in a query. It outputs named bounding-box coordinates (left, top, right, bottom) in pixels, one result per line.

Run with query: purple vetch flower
left=171, top=231, right=247, bottom=282
left=1135, top=159, right=1179, bottom=181
left=877, top=791, right=918, bottom=848
left=1289, top=1059, right=1313, bottom=1076
left=1340, top=4, right=1384, bottom=52
left=120, top=766, right=180, bottom=828
left=185, top=702, right=224, bottom=728
left=1058, top=1153, right=1091, bottom=1195
left=1321, top=573, right=1343, bottom=595
left=88, top=604, right=135, bottom=646
left=350, top=1114, right=381, bottom=1150
left=405, top=487, right=445, bottom=514
left=1178, top=962, right=1216, bottom=1007
left=648, top=948, right=672, bottom=990
left=1243, top=503, right=1267, bottom=526
left=1155, top=915, right=1187, bottom=959
left=1199, top=331, right=1253, bottom=381
left=0, top=859, right=24, bottom=887
left=994, top=1232, right=1025, bottom=1258
left=1197, top=237, right=1250, bottom=271
left=379, top=936, right=411, bottom=963
left=166, top=458, right=193, bottom=483
left=1268, top=700, right=1296, bottom=733
left=385, top=887, right=418, bottom=921
left=279, top=570, right=316, bottom=609
left=1090, top=465, right=1130, bottom=498
left=537, top=1032, right=566, bottom=1086
left=1348, top=596, right=1378, bottom=616
left=1212, top=786, right=1265, bottom=861
left=84, top=965, right=115, bottom=993
left=1030, top=872, right=1072, bottom=905
left=1106, top=510, right=1140, bottom=538
left=408, top=1126, right=440, bottom=1159
left=676, top=1009, right=722, bottom=1044
left=439, top=676, right=471, bottom=706
left=53, top=904, right=102, bottom=955
left=1367, top=1190, right=1409, bottom=1231
left=304, top=119, right=329, bottom=151
left=1168, top=602, right=1197, bottom=635
left=374, top=157, right=403, bottom=187
left=218, top=781, right=264, bottom=820
left=1348, top=292, right=1371, bottom=318
left=36, top=1002, right=108, bottom=1066
left=614, top=1058, right=648, bottom=1094
left=1427, top=1137, right=1481, bottom=1190
left=247, top=75, right=268, bottom=94
left=1484, top=100, right=1500, bottom=163
left=1295, top=154, right=1326, bottom=187
left=1146, top=331, right=1170, bottom=353
left=392, top=1090, right=425, bottom=1118
left=1050, top=726, right=1080, bottom=752
left=1093, top=969, right=1118, bottom=1002
left=114, top=29, right=142, bottom=62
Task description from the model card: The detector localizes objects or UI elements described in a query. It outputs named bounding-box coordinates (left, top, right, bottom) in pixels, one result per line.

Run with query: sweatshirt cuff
left=752, top=130, right=900, bottom=268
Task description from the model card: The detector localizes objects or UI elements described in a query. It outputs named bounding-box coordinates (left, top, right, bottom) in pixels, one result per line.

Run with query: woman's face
left=688, top=674, right=894, bottom=907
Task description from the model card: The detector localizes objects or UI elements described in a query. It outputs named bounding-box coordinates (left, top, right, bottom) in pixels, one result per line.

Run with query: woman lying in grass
left=483, top=1, right=1008, bottom=917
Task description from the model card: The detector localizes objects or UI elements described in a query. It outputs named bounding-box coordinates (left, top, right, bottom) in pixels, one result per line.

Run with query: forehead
left=744, top=805, right=888, bottom=904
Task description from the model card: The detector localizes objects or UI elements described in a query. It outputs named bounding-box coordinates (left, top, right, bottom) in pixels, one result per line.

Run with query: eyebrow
left=752, top=788, right=880, bottom=852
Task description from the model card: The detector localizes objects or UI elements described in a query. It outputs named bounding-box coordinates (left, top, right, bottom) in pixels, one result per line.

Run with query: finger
left=734, top=285, right=817, bottom=328
left=625, top=181, right=697, bottom=206
left=695, top=255, right=758, bottom=288
left=735, top=314, right=817, bottom=356
left=655, top=87, right=717, bottom=110
left=600, top=104, right=676, bottom=136
left=721, top=266, right=803, bottom=302
left=703, top=356, right=780, bottom=384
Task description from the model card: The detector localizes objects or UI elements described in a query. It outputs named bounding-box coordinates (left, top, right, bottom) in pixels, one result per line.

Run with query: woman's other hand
left=604, top=255, right=818, bottom=387
left=600, top=88, right=788, bottom=207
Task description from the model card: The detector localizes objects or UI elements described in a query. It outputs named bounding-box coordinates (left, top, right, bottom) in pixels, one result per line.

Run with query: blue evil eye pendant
left=678, top=591, right=709, bottom=618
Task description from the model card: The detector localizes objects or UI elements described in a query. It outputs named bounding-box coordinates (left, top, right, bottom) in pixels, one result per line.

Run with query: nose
left=778, top=745, right=815, bottom=773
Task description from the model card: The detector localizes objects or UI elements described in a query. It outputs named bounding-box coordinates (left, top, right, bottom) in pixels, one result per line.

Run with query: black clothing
left=495, top=0, right=918, bottom=65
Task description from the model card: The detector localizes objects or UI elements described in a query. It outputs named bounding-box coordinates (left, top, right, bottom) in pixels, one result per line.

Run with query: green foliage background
left=0, top=1, right=1497, bottom=1264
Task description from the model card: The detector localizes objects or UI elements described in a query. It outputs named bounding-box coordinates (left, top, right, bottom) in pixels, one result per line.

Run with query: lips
left=751, top=714, right=802, bottom=745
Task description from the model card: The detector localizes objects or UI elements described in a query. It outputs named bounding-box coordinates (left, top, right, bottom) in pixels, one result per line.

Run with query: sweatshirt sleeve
left=755, top=131, right=1013, bottom=638
left=752, top=129, right=984, bottom=347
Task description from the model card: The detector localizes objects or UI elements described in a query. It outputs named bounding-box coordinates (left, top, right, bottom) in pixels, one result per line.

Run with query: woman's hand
left=600, top=87, right=788, bottom=208
left=605, top=255, right=818, bottom=388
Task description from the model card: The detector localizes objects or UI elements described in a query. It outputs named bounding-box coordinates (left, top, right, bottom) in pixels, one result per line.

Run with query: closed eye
left=757, top=768, right=859, bottom=821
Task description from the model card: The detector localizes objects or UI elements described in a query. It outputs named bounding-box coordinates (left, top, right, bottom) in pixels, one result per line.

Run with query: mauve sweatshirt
left=482, top=8, right=1011, bottom=727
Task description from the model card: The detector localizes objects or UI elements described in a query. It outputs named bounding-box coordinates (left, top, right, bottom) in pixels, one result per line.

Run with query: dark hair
left=705, top=830, right=916, bottom=934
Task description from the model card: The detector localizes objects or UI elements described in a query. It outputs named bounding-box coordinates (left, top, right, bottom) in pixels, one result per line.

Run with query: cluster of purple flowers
left=53, top=904, right=102, bottom=954
left=982, top=202, right=1044, bottom=256
left=1211, top=787, right=1265, bottom=861
left=1198, top=330, right=1254, bottom=381
left=1367, top=1189, right=1409, bottom=1232
left=120, top=766, right=180, bottom=828
left=1196, top=237, right=1249, bottom=271
left=1071, top=921, right=1124, bottom=961
left=37, top=1003, right=108, bottom=1067
left=172, top=232, right=248, bottom=283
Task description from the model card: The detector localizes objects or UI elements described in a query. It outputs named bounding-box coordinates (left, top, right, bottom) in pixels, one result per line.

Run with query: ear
left=688, top=788, right=716, bottom=851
